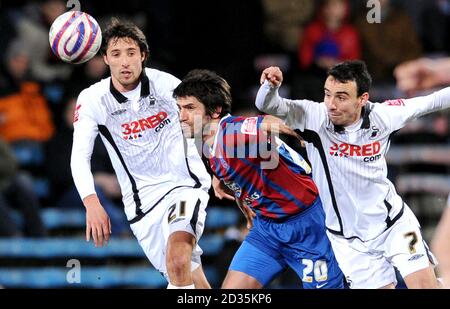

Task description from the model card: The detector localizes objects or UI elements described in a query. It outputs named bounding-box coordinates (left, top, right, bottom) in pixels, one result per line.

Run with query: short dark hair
left=173, top=69, right=232, bottom=117
left=101, top=18, right=149, bottom=65
left=327, top=60, right=372, bottom=96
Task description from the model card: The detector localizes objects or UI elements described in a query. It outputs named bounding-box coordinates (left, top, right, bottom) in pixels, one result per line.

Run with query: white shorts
left=129, top=187, right=209, bottom=280
left=327, top=206, right=436, bottom=289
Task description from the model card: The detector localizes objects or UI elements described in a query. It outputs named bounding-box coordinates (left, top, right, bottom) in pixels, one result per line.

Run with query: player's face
left=177, top=96, right=211, bottom=138
left=324, top=76, right=368, bottom=127
left=103, top=37, right=146, bottom=92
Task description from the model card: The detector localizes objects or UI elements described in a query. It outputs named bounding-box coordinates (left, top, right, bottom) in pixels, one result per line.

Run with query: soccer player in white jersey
left=70, top=19, right=211, bottom=289
left=254, top=60, right=450, bottom=288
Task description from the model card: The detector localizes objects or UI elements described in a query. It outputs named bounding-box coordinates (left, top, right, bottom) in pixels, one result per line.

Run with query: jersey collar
left=211, top=114, right=232, bottom=155
left=110, top=70, right=150, bottom=104
left=360, top=103, right=372, bottom=129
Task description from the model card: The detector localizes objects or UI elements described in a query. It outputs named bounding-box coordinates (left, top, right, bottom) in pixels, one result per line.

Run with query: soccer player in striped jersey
left=174, top=69, right=344, bottom=289
left=70, top=19, right=211, bottom=289
left=255, top=61, right=449, bottom=288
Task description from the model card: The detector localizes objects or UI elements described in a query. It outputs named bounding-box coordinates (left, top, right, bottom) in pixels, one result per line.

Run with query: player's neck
left=341, top=109, right=363, bottom=128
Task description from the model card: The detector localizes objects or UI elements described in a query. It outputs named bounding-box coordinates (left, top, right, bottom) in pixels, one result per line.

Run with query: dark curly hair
left=173, top=69, right=232, bottom=117
left=328, top=60, right=372, bottom=97
left=100, top=18, right=149, bottom=66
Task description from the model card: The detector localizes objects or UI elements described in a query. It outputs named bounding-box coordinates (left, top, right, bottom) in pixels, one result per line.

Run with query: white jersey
left=256, top=81, right=450, bottom=241
left=71, top=68, right=211, bottom=223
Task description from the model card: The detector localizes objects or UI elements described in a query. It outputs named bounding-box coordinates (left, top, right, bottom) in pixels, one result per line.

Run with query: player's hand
left=395, top=58, right=450, bottom=95
left=260, top=66, right=283, bottom=88
left=83, top=194, right=111, bottom=247
left=235, top=198, right=256, bottom=229
left=212, top=175, right=235, bottom=201
left=394, top=58, right=431, bottom=94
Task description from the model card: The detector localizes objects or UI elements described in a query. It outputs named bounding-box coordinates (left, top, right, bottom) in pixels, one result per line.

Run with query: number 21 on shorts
left=168, top=201, right=187, bottom=224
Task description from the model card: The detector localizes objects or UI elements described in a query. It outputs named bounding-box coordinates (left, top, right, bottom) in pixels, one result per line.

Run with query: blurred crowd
left=0, top=0, right=448, bottom=279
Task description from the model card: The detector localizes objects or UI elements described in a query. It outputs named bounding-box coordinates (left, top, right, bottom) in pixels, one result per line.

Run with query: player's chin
left=328, top=114, right=344, bottom=125
left=119, top=74, right=137, bottom=84
left=181, top=126, right=194, bottom=138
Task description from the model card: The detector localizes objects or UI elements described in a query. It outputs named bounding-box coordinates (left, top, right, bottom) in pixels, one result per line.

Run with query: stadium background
left=0, top=0, right=448, bottom=288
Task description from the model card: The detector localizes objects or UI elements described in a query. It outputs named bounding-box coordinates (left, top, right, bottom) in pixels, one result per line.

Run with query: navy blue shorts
left=229, top=198, right=344, bottom=288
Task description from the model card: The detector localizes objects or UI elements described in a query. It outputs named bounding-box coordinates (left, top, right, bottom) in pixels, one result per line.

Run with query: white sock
left=167, top=283, right=195, bottom=289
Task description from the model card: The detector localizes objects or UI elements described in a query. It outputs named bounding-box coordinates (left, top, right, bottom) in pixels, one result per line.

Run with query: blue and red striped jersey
left=209, top=115, right=319, bottom=220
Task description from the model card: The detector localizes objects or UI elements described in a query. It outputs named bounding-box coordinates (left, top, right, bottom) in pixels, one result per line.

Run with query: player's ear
left=211, top=106, right=222, bottom=120
left=359, top=92, right=369, bottom=107
left=103, top=55, right=109, bottom=66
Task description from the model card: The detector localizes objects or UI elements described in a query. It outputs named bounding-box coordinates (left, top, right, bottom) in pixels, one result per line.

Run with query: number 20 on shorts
left=302, top=259, right=328, bottom=283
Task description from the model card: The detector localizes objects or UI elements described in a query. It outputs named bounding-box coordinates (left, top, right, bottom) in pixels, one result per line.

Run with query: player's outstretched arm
left=261, top=115, right=305, bottom=147
left=383, top=85, right=450, bottom=133
left=83, top=194, right=111, bottom=247
left=255, top=67, right=288, bottom=117
left=256, top=67, right=313, bottom=131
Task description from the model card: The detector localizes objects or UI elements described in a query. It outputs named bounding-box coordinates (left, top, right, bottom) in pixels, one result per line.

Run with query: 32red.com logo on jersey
left=121, top=111, right=171, bottom=140
left=330, top=141, right=382, bottom=162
